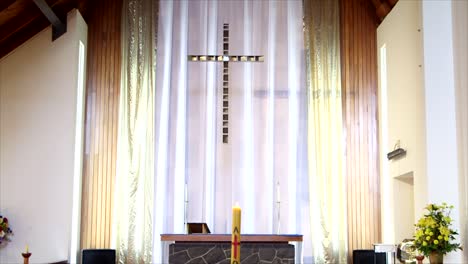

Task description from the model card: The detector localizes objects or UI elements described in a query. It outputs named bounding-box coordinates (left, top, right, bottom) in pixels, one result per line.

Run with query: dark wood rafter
left=32, top=0, right=67, bottom=40
left=0, top=0, right=42, bottom=41
left=0, top=0, right=29, bottom=25
left=371, top=0, right=399, bottom=22
left=387, top=0, right=398, bottom=7
left=0, top=0, right=90, bottom=59
left=0, top=0, right=18, bottom=13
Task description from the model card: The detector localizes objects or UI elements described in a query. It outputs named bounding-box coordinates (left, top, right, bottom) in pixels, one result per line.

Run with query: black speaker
left=82, top=249, right=115, bottom=264
left=353, top=249, right=386, bottom=264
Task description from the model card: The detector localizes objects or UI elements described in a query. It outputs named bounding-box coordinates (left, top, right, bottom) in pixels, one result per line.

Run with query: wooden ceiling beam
left=0, top=3, right=42, bottom=43
left=33, top=0, right=67, bottom=40
left=0, top=0, right=77, bottom=59
left=387, top=0, right=398, bottom=7
left=370, top=0, right=392, bottom=22
left=0, top=0, right=65, bottom=43
left=0, top=0, right=31, bottom=26
left=0, top=15, right=49, bottom=58
left=0, top=0, right=17, bottom=13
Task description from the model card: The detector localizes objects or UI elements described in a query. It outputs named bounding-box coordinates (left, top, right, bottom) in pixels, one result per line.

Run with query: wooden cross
left=188, top=23, right=264, bottom=143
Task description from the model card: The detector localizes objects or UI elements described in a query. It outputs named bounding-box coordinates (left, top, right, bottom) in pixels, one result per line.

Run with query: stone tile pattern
left=169, top=242, right=295, bottom=264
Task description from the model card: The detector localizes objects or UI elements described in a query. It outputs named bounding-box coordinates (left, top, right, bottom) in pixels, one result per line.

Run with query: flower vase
left=429, top=252, right=444, bottom=264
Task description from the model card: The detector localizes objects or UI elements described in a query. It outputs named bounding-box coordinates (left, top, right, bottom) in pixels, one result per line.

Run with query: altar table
left=161, top=234, right=303, bottom=264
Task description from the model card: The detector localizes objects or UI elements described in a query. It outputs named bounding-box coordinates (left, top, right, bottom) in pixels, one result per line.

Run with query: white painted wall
left=0, top=10, right=87, bottom=264
left=377, top=0, right=425, bottom=243
left=452, top=1, right=468, bottom=263
left=392, top=175, right=415, bottom=243
left=378, top=1, right=467, bottom=262
left=422, top=1, right=462, bottom=262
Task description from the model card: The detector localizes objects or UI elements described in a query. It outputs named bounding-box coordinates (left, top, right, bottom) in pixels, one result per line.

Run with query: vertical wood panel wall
left=340, top=0, right=381, bottom=258
left=80, top=0, right=122, bottom=249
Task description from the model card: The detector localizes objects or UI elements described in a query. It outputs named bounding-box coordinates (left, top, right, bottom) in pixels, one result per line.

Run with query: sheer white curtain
left=153, top=0, right=311, bottom=262
left=304, top=0, right=347, bottom=263
left=113, top=0, right=156, bottom=262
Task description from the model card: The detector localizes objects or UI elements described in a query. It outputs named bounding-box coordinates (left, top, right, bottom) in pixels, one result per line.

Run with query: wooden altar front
left=161, top=234, right=303, bottom=264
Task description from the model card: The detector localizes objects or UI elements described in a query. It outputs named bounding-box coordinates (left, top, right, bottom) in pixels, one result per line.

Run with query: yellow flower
left=439, top=226, right=449, bottom=235
left=416, top=230, right=424, bottom=237
left=414, top=203, right=461, bottom=253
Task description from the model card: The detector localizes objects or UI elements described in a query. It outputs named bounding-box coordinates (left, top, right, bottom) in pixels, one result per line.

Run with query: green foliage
left=413, top=203, right=462, bottom=256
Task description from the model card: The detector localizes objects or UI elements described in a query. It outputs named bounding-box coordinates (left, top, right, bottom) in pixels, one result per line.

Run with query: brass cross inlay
left=188, top=23, right=264, bottom=143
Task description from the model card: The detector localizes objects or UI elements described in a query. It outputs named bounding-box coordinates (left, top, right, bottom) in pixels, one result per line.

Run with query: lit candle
left=22, top=244, right=32, bottom=264
left=231, top=203, right=241, bottom=264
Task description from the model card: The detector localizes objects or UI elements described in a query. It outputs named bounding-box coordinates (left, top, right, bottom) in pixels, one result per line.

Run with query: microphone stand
left=184, top=183, right=188, bottom=234
left=276, top=182, right=281, bottom=235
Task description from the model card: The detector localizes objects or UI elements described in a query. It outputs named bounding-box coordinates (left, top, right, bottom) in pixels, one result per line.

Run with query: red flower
left=3, top=218, right=7, bottom=223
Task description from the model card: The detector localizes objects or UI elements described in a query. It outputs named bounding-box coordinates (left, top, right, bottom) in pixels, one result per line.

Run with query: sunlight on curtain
left=153, top=0, right=309, bottom=262
left=304, top=0, right=348, bottom=263
left=113, top=0, right=157, bottom=263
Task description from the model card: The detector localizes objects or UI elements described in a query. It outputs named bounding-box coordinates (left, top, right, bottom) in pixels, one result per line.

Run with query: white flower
left=0, top=230, right=5, bottom=238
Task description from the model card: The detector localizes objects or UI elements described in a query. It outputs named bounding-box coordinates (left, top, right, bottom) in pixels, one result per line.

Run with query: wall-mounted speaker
left=82, top=249, right=115, bottom=264
left=387, top=147, right=406, bottom=160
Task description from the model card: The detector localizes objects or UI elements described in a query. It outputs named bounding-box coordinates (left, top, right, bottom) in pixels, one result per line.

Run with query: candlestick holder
left=22, top=252, right=31, bottom=264
left=415, top=255, right=424, bottom=264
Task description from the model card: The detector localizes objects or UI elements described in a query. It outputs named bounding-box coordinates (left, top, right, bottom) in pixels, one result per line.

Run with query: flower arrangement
left=0, top=215, right=13, bottom=244
left=413, top=203, right=462, bottom=256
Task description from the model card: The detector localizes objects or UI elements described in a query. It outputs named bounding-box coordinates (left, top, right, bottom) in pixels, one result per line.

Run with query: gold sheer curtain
left=304, top=0, right=347, bottom=263
left=113, top=0, right=157, bottom=263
